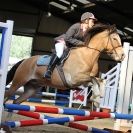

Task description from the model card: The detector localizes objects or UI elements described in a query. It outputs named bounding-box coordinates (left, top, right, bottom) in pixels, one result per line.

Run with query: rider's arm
left=65, top=23, right=85, bottom=46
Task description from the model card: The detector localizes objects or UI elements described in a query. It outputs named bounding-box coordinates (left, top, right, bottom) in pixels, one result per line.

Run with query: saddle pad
left=37, top=55, right=51, bottom=66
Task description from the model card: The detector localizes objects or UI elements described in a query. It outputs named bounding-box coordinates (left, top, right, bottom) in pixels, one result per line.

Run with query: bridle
left=86, top=29, right=122, bottom=58
left=105, top=32, right=122, bottom=58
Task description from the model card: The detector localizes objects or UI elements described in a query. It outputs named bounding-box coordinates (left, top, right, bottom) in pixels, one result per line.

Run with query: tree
left=10, top=35, right=32, bottom=59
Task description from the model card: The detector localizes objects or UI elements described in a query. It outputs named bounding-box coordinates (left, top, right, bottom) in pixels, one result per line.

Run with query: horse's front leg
left=89, top=77, right=106, bottom=108
left=91, top=77, right=100, bottom=96
left=89, top=77, right=101, bottom=108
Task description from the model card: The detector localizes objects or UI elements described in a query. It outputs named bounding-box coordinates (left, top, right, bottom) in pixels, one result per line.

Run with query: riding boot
left=44, top=54, right=60, bottom=79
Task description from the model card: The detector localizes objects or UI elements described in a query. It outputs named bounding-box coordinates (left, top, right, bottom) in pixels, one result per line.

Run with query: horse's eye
left=113, top=38, right=117, bottom=40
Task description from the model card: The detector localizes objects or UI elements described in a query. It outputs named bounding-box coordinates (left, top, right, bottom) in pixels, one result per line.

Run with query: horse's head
left=104, top=25, right=125, bottom=61
left=85, top=24, right=125, bottom=61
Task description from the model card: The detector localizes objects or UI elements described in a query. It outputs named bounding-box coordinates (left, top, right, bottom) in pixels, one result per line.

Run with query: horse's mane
left=85, top=23, right=117, bottom=45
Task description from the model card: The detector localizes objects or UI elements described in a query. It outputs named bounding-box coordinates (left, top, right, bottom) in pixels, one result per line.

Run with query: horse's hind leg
left=13, top=82, right=40, bottom=104
left=4, top=83, right=23, bottom=103
left=5, top=83, right=37, bottom=120
left=4, top=76, right=29, bottom=103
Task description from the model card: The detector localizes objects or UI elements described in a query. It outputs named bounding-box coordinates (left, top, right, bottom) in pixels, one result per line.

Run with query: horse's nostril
left=122, top=53, right=125, bottom=59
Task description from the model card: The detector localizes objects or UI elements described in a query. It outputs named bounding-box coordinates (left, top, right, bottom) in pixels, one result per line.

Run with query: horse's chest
left=64, top=58, right=91, bottom=73
left=63, top=62, right=91, bottom=86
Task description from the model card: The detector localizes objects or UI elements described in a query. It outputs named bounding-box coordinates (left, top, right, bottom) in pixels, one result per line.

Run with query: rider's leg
left=44, top=53, right=59, bottom=79
left=44, top=40, right=65, bottom=79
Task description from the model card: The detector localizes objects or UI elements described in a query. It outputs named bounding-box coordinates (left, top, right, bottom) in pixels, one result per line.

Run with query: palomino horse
left=4, top=24, right=125, bottom=104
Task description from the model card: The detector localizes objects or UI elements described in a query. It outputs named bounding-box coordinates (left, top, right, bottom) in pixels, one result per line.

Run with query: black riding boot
left=44, top=54, right=60, bottom=79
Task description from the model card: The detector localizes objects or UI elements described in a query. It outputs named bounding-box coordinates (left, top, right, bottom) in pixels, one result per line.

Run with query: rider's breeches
left=55, top=40, right=66, bottom=58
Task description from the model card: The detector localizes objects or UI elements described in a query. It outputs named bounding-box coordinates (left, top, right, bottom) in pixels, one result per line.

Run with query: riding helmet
left=81, top=12, right=97, bottom=21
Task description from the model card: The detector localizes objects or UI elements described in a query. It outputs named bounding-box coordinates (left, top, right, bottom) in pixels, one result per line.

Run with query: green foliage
left=10, top=35, right=32, bottom=59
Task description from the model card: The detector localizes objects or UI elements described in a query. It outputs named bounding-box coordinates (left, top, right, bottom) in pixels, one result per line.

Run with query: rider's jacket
left=54, top=23, right=87, bottom=47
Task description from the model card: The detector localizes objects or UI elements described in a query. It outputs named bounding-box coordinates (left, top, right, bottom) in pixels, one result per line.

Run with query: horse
left=4, top=24, right=125, bottom=105
left=6, top=58, right=104, bottom=108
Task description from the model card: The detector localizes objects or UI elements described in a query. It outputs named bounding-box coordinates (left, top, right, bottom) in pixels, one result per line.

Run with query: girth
left=56, top=65, right=69, bottom=88
left=56, top=48, right=70, bottom=88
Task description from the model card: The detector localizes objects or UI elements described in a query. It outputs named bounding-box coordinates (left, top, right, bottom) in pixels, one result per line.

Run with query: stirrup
left=44, top=70, right=52, bottom=79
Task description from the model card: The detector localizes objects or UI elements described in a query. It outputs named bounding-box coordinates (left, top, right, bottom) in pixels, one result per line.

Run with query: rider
left=44, top=12, right=97, bottom=79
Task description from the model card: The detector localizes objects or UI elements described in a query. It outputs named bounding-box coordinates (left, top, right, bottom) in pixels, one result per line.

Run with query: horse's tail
left=6, top=59, right=24, bottom=85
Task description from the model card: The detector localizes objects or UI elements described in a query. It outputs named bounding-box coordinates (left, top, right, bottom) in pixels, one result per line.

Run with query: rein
left=87, top=46, right=101, bottom=53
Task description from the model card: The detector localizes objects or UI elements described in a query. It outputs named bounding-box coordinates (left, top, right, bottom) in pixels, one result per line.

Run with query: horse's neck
left=69, top=47, right=100, bottom=68
left=88, top=31, right=108, bottom=50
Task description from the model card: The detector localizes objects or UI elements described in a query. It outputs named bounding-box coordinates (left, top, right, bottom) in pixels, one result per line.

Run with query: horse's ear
left=112, top=24, right=116, bottom=26
left=112, top=24, right=116, bottom=29
left=110, top=24, right=117, bottom=33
